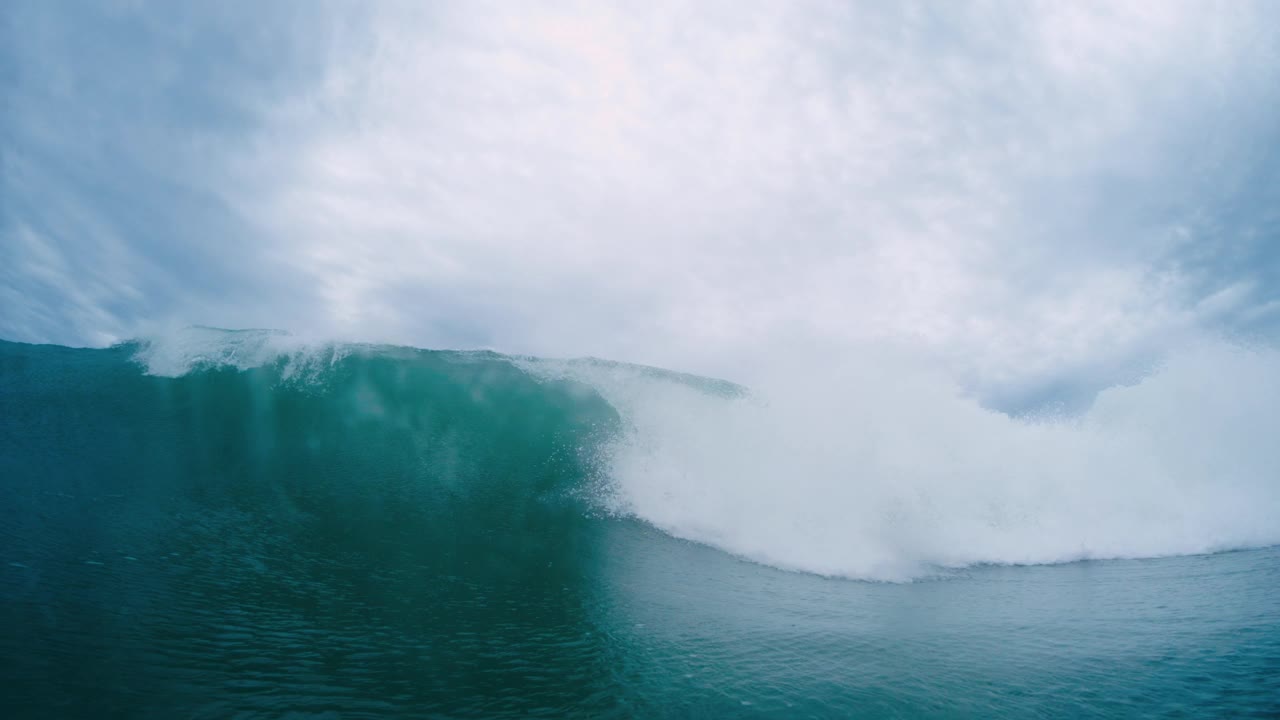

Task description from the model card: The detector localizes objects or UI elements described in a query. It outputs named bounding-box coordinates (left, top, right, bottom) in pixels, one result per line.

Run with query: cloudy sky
left=3, top=0, right=1278, bottom=410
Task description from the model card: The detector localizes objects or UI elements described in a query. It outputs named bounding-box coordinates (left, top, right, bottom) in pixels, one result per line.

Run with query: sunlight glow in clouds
left=4, top=0, right=1279, bottom=409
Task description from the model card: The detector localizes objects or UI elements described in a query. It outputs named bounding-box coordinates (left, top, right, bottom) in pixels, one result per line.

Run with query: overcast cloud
left=3, top=0, right=1278, bottom=410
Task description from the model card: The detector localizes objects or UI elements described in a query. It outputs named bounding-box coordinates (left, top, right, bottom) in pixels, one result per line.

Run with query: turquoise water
left=2, top=337, right=1278, bottom=718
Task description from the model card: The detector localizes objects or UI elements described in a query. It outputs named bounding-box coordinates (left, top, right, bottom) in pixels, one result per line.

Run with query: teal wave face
left=0, top=338, right=635, bottom=715
left=1, top=338, right=622, bottom=576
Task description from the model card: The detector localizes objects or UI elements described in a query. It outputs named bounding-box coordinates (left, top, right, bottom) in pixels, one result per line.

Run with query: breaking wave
left=4, top=327, right=1277, bottom=581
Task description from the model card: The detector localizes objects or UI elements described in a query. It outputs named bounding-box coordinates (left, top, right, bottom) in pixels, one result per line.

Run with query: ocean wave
left=5, top=327, right=1276, bottom=581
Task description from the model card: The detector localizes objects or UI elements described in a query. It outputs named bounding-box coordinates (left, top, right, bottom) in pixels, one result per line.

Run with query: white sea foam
left=134, top=326, right=348, bottom=381
left=547, top=339, right=1280, bottom=580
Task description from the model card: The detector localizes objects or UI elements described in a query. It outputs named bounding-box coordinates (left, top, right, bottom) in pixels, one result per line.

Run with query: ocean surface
left=2, top=332, right=1278, bottom=718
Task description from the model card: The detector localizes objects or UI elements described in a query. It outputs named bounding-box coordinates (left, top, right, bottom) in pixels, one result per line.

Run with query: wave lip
left=128, top=326, right=345, bottom=378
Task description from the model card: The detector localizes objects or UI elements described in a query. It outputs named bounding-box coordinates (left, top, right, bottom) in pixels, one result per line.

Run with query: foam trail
left=554, top=340, right=1280, bottom=580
